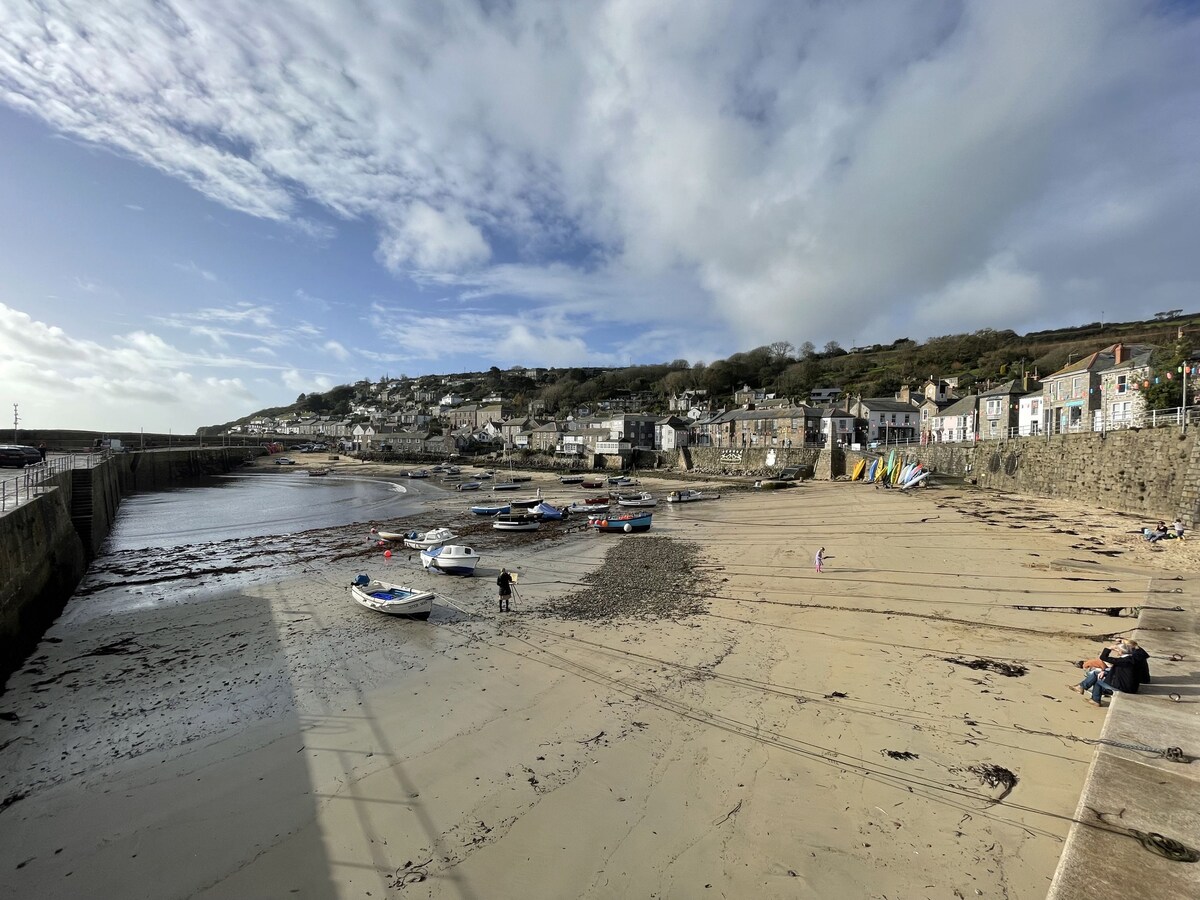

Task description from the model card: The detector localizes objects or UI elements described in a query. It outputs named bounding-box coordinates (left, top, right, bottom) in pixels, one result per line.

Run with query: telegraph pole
left=12, top=403, right=18, bottom=442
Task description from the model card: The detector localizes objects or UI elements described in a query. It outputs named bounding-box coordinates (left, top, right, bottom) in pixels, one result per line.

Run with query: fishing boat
left=350, top=576, right=434, bottom=619
left=401, top=527, right=457, bottom=550
left=509, top=494, right=543, bottom=511
left=591, top=511, right=652, bottom=533
left=455, top=481, right=482, bottom=491
left=470, top=503, right=510, bottom=516
left=532, top=501, right=565, bottom=520
left=559, top=474, right=584, bottom=484
left=616, top=491, right=657, bottom=508
left=581, top=476, right=606, bottom=489
left=568, top=500, right=609, bottom=514
left=608, top=475, right=636, bottom=486
left=491, top=482, right=521, bottom=492
left=511, top=474, right=533, bottom=483
left=493, top=513, right=540, bottom=532
left=407, top=469, right=430, bottom=478
left=666, top=489, right=720, bottom=503
left=419, top=544, right=481, bottom=575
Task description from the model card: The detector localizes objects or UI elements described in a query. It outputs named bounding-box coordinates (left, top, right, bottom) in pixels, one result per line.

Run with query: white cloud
left=0, top=0, right=1196, bottom=357
left=0, top=301, right=345, bottom=431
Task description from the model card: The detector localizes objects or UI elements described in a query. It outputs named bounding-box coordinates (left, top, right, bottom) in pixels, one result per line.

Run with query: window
left=1072, top=376, right=1083, bottom=399
left=986, top=398, right=1003, bottom=419
left=1116, top=375, right=1127, bottom=394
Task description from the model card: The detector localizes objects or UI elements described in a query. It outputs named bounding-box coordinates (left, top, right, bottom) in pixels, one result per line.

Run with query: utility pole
left=12, top=403, right=18, bottom=442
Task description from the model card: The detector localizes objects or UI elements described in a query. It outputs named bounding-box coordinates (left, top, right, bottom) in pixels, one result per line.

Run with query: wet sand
left=1, top=470, right=1193, bottom=898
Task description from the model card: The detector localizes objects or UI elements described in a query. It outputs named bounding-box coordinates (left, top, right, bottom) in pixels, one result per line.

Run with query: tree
left=823, top=340, right=844, bottom=356
left=768, top=341, right=794, bottom=363
left=799, top=341, right=816, bottom=359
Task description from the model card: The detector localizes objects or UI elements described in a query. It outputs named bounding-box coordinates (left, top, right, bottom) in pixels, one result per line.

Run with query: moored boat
left=581, top=476, right=606, bottom=489
left=491, top=482, right=520, bottom=492
left=591, top=511, right=653, bottom=533
left=407, top=469, right=430, bottom=478
left=420, top=544, right=481, bottom=575
left=350, top=576, right=434, bottom=619
left=455, top=481, right=482, bottom=491
left=666, top=489, right=720, bottom=503
left=616, top=491, right=657, bottom=507
left=401, top=527, right=457, bottom=550
left=470, top=503, right=510, bottom=516
left=493, top=513, right=540, bottom=532
left=559, top=474, right=584, bottom=484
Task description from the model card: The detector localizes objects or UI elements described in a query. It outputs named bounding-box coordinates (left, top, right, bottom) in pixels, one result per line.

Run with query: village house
left=655, top=416, right=692, bottom=451
left=978, top=376, right=1040, bottom=440
left=927, top=395, right=979, bottom=443
left=556, top=426, right=610, bottom=457
left=599, top=413, right=659, bottom=450
left=525, top=420, right=563, bottom=452
left=1041, top=345, right=1120, bottom=434
left=1017, top=391, right=1045, bottom=437
left=808, top=386, right=841, bottom=405
left=669, top=389, right=709, bottom=414
left=689, top=406, right=816, bottom=449
left=1097, top=345, right=1153, bottom=429
left=848, top=397, right=920, bottom=444
left=818, top=407, right=856, bottom=446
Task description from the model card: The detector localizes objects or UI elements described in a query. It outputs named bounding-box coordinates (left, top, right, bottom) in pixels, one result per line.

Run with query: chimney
left=898, top=384, right=911, bottom=403
left=1113, top=343, right=1127, bottom=365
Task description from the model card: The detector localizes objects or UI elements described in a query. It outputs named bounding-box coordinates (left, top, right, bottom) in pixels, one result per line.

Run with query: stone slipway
left=1048, top=569, right=1200, bottom=899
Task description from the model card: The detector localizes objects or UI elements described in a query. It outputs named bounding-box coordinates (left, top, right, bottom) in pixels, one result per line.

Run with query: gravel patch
left=538, top=535, right=710, bottom=622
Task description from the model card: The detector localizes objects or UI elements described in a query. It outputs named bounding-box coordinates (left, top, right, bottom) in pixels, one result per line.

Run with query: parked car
left=0, top=444, right=42, bottom=467
left=274, top=457, right=297, bottom=465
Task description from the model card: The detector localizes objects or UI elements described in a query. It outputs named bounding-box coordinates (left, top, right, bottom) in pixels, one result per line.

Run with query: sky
left=1, top=1, right=1198, bottom=434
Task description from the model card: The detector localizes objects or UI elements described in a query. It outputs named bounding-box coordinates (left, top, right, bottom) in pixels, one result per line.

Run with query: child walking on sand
left=815, top=547, right=824, bottom=573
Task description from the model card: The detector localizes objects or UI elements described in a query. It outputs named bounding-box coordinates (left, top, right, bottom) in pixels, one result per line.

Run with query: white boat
left=420, top=544, right=481, bottom=575
left=568, top=501, right=608, bottom=514
left=455, top=481, right=482, bottom=491
left=350, top=577, right=434, bottom=619
left=666, top=489, right=720, bottom=503
left=493, top=513, right=540, bottom=532
left=616, top=491, right=657, bottom=508
left=509, top=493, right=543, bottom=511
left=559, top=474, right=584, bottom=484
left=401, top=527, right=458, bottom=550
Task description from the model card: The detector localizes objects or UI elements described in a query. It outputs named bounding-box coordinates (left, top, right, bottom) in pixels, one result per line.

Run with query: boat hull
left=493, top=514, right=540, bottom=532
left=470, top=504, right=510, bottom=516
left=591, top=512, right=652, bottom=533
left=350, top=581, right=434, bottom=618
left=420, top=545, right=481, bottom=575
left=401, top=527, right=457, bottom=550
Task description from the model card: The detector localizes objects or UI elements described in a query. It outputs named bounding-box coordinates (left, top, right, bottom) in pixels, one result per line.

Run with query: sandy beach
left=2, top=465, right=1194, bottom=899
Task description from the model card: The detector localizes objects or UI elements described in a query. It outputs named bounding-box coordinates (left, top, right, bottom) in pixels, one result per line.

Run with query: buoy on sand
left=384, top=549, right=392, bottom=558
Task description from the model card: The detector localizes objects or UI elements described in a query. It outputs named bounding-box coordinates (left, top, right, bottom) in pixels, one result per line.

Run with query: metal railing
left=0, top=452, right=109, bottom=513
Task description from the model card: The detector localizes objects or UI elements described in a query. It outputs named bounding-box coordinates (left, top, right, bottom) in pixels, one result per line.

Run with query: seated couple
left=1144, top=519, right=1185, bottom=542
left=1071, top=640, right=1150, bottom=707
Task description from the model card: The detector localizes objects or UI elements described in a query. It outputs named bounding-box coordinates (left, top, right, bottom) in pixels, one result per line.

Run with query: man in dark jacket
left=497, top=568, right=513, bottom=612
left=1073, top=642, right=1145, bottom=706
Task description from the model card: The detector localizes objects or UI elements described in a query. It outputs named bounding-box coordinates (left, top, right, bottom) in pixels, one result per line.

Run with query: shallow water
left=105, top=471, right=433, bottom=551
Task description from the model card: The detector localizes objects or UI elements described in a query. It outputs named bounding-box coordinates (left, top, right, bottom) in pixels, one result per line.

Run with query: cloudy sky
left=1, top=0, right=1197, bottom=433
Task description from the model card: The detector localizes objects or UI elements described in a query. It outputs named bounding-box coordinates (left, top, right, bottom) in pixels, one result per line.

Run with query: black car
left=0, top=444, right=42, bottom=467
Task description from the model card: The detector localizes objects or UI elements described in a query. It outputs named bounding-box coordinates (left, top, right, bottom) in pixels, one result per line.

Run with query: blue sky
left=1, top=1, right=1198, bottom=433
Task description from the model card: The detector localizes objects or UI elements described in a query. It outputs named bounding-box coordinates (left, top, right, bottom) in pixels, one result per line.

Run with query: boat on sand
left=350, top=576, right=434, bottom=619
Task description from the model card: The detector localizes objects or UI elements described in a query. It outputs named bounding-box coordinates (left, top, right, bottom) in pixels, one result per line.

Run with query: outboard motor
left=353, top=573, right=370, bottom=587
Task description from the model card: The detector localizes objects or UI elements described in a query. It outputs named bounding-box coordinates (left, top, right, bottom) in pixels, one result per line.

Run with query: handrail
left=0, top=450, right=125, bottom=513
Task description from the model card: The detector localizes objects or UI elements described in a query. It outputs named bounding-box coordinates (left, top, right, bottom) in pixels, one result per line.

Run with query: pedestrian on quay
left=497, top=567, right=513, bottom=612
left=815, top=547, right=825, bottom=574
left=37, top=441, right=47, bottom=462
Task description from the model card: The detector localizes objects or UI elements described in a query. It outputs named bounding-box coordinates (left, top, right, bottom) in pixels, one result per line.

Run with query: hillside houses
left=225, top=338, right=1184, bottom=457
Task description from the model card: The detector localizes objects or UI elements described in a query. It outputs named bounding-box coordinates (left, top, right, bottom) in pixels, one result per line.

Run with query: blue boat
left=470, top=503, right=510, bottom=516
left=590, top=511, right=652, bottom=533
